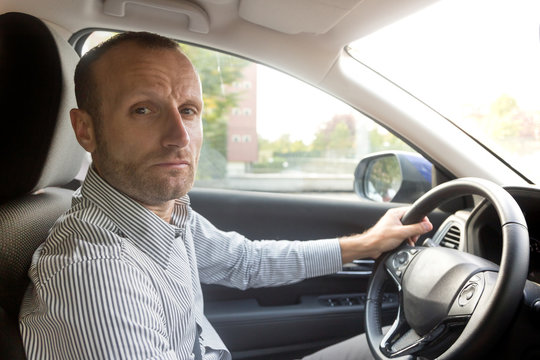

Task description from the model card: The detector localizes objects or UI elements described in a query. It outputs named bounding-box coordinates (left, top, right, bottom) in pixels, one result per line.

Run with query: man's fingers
left=400, top=217, right=432, bottom=247
left=402, top=221, right=431, bottom=238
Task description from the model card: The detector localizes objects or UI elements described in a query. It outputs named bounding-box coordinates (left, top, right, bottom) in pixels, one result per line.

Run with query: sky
left=352, top=0, right=540, bottom=117
left=255, top=65, right=357, bottom=143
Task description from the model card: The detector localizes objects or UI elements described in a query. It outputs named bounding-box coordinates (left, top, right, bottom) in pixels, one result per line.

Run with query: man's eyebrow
left=181, top=99, right=203, bottom=110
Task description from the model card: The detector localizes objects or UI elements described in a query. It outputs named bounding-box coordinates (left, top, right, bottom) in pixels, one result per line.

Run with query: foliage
left=367, top=156, right=402, bottom=201
left=259, top=135, right=310, bottom=156
left=256, top=114, right=358, bottom=168
left=256, top=114, right=414, bottom=174
left=368, top=127, right=413, bottom=153
left=312, top=114, right=356, bottom=157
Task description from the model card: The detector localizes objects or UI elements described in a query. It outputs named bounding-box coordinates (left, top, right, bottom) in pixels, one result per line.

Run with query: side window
left=80, top=31, right=431, bottom=203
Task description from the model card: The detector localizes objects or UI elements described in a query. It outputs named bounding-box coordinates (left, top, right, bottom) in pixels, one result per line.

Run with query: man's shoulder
left=35, top=196, right=125, bottom=279
left=54, top=194, right=121, bottom=243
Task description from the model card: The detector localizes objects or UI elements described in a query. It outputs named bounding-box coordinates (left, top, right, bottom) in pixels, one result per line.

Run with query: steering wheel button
left=464, top=287, right=475, bottom=300
left=458, top=284, right=476, bottom=306
left=393, top=251, right=410, bottom=269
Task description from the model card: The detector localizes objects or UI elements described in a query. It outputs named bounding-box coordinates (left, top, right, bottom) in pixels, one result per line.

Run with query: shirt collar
left=80, top=165, right=191, bottom=269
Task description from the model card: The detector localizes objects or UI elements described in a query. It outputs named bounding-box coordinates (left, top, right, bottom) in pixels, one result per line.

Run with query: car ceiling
left=2, top=0, right=437, bottom=84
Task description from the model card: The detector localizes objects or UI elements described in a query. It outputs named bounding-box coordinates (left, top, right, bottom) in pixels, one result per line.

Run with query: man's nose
left=163, top=106, right=190, bottom=148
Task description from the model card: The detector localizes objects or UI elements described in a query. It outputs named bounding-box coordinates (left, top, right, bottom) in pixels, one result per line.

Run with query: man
left=19, top=32, right=432, bottom=359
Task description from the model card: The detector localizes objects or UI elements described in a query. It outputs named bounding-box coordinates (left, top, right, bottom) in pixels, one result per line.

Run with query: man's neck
left=92, top=163, right=177, bottom=224
left=141, top=200, right=176, bottom=223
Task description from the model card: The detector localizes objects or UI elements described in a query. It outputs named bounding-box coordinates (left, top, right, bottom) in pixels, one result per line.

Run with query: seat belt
left=193, top=325, right=203, bottom=360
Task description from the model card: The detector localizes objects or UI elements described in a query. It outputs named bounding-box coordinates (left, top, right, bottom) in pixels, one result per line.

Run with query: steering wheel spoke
left=384, top=246, right=424, bottom=287
left=448, top=271, right=490, bottom=317
left=381, top=315, right=469, bottom=358
left=379, top=305, right=415, bottom=357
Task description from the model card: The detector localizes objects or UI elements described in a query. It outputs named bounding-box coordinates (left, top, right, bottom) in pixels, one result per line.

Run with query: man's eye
left=134, top=107, right=151, bottom=115
left=180, top=108, right=196, bottom=116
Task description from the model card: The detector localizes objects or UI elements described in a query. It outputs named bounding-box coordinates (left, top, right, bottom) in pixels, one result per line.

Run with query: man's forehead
left=92, top=41, right=201, bottom=90
left=92, top=41, right=202, bottom=102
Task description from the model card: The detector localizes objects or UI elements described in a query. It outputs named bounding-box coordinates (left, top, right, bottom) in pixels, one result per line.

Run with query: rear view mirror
left=354, top=151, right=432, bottom=203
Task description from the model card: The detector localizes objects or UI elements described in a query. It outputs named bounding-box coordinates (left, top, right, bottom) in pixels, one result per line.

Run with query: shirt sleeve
left=190, top=210, right=343, bottom=290
left=19, top=259, right=179, bottom=360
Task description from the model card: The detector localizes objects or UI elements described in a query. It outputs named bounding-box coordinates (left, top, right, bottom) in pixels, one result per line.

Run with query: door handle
left=337, top=259, right=375, bottom=276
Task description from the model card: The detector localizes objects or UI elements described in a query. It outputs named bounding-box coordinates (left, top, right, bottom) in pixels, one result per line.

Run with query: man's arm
left=338, top=207, right=433, bottom=263
left=191, top=207, right=431, bottom=290
left=191, top=211, right=342, bottom=289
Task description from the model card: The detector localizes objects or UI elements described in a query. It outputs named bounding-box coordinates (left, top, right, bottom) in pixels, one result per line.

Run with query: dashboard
left=430, top=185, right=540, bottom=284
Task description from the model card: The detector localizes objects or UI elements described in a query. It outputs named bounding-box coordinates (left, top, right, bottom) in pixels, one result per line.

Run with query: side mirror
left=354, top=151, right=432, bottom=203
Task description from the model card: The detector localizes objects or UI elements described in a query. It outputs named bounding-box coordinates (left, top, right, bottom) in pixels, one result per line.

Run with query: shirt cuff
left=302, top=238, right=343, bottom=278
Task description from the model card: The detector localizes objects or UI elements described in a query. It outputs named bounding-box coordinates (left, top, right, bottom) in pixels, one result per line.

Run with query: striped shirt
left=19, top=166, right=342, bottom=359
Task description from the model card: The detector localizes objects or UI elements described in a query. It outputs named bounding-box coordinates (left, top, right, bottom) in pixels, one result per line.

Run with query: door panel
left=189, top=188, right=402, bottom=240
left=190, top=188, right=447, bottom=359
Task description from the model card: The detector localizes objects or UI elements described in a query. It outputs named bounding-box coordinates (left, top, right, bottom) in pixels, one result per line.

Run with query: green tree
left=312, top=114, right=356, bottom=157
left=180, top=44, right=249, bottom=179
left=254, top=135, right=311, bottom=173
left=368, top=156, right=402, bottom=201
left=260, top=134, right=310, bottom=155
left=368, top=127, right=413, bottom=153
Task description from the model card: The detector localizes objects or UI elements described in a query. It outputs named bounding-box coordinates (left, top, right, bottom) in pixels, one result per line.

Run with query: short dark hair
left=74, top=31, right=181, bottom=122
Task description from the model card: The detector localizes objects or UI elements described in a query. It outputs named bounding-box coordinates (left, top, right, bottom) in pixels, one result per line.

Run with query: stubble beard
left=93, top=137, right=197, bottom=206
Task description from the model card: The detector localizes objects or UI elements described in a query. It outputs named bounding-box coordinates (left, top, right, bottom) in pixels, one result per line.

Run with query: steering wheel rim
left=365, top=177, right=529, bottom=360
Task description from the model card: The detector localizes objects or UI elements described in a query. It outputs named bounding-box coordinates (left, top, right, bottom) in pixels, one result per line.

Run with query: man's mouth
left=154, top=160, right=190, bottom=169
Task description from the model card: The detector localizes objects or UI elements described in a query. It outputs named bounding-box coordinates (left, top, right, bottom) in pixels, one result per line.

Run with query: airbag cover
left=401, top=247, right=497, bottom=335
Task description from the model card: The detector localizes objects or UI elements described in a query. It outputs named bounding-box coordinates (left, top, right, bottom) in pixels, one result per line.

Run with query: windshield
left=348, top=0, right=540, bottom=184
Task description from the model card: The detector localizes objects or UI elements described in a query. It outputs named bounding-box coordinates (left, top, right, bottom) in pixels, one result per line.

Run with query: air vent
left=440, top=225, right=460, bottom=249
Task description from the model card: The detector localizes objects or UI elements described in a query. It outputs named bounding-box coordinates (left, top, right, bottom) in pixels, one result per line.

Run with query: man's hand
left=339, top=207, right=433, bottom=263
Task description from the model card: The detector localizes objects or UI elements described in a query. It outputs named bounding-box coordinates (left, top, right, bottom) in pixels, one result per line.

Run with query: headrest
left=0, top=12, right=85, bottom=203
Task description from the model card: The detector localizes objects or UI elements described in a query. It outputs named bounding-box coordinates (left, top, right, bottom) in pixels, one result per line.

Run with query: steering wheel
left=365, top=177, right=529, bottom=359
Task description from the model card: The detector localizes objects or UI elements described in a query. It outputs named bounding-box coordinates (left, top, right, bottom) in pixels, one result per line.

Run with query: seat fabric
left=0, top=11, right=84, bottom=359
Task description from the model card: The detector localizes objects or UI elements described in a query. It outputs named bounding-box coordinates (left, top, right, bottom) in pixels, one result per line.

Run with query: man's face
left=90, top=42, right=203, bottom=207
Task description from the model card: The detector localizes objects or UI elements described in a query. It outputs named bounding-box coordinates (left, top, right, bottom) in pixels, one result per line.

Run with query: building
left=225, top=63, right=258, bottom=174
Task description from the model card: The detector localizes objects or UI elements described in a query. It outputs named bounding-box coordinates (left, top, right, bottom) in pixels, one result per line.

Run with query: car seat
left=0, top=12, right=85, bottom=359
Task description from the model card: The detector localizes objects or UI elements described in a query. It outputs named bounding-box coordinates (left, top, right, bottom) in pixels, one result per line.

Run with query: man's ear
left=70, top=108, right=97, bottom=153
